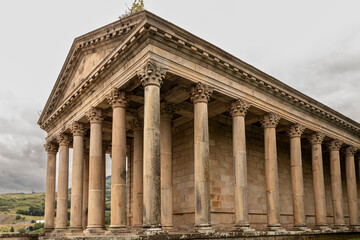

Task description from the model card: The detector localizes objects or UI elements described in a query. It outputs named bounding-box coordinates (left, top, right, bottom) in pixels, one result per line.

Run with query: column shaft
left=132, top=120, right=143, bottom=228
left=82, top=149, right=89, bottom=230
left=143, top=84, right=161, bottom=228
left=86, top=108, right=104, bottom=232
left=70, top=123, right=85, bottom=231
left=328, top=140, right=345, bottom=227
left=309, top=132, right=328, bottom=228
left=288, top=124, right=307, bottom=229
left=44, top=143, right=58, bottom=231
left=346, top=147, right=359, bottom=227
left=230, top=99, right=251, bottom=230
left=161, top=108, right=173, bottom=229
left=55, top=134, right=70, bottom=231
left=107, top=89, right=128, bottom=231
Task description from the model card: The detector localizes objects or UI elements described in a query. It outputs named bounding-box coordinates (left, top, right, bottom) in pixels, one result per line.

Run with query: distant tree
left=18, top=228, right=26, bottom=234
left=15, top=215, right=21, bottom=220
left=33, top=223, right=44, bottom=231
left=31, top=219, right=35, bottom=223
left=10, top=226, right=14, bottom=232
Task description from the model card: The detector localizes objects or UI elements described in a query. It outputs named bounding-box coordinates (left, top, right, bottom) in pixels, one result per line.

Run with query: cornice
left=39, top=10, right=360, bottom=139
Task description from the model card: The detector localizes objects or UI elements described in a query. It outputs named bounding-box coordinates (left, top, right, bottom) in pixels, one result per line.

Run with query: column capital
left=107, top=88, right=128, bottom=109
left=57, top=133, right=70, bottom=146
left=71, top=122, right=86, bottom=137
left=230, top=98, right=250, bottom=117
left=260, top=112, right=281, bottom=129
left=308, top=132, right=325, bottom=145
left=161, top=102, right=175, bottom=117
left=86, top=107, right=103, bottom=124
left=131, top=117, right=143, bottom=131
left=287, top=123, right=305, bottom=138
left=44, top=142, right=58, bottom=153
left=190, top=82, right=213, bottom=104
left=137, top=61, right=166, bottom=87
left=327, top=139, right=343, bottom=151
left=345, top=146, right=358, bottom=156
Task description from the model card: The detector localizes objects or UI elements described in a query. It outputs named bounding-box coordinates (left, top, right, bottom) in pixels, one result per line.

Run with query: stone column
left=101, top=142, right=107, bottom=227
left=190, top=82, right=213, bottom=233
left=309, top=132, right=329, bottom=230
left=69, top=122, right=86, bottom=232
left=160, top=103, right=174, bottom=230
left=132, top=118, right=143, bottom=228
left=345, top=146, right=359, bottom=228
left=287, top=123, right=309, bottom=231
left=260, top=113, right=284, bottom=231
left=55, top=133, right=70, bottom=232
left=82, top=147, right=89, bottom=230
left=229, top=99, right=253, bottom=232
left=44, top=142, right=58, bottom=232
left=327, top=139, right=346, bottom=229
left=137, top=61, right=166, bottom=232
left=85, top=107, right=104, bottom=233
left=107, top=88, right=128, bottom=232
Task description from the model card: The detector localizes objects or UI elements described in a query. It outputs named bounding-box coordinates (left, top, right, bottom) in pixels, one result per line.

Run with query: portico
left=39, top=10, right=360, bottom=239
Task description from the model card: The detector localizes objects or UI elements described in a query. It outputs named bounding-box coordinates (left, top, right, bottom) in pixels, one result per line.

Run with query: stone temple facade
left=38, top=11, right=360, bottom=239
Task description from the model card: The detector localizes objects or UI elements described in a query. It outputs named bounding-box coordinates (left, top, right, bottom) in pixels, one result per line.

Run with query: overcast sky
left=0, top=0, right=359, bottom=194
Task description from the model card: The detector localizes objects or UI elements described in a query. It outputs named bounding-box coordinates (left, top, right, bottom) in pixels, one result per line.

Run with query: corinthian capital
left=57, top=133, right=70, bottom=146
left=327, top=139, right=343, bottom=151
left=229, top=98, right=250, bottom=117
left=131, top=117, right=143, bottom=131
left=260, top=112, right=280, bottom=129
left=190, top=82, right=213, bottom=104
left=71, top=122, right=86, bottom=137
left=107, top=88, right=128, bottom=108
left=161, top=102, right=175, bottom=117
left=137, top=61, right=166, bottom=87
left=287, top=123, right=305, bottom=138
left=308, top=132, right=325, bottom=145
left=44, top=142, right=58, bottom=153
left=345, top=146, right=358, bottom=156
left=86, top=107, right=103, bottom=124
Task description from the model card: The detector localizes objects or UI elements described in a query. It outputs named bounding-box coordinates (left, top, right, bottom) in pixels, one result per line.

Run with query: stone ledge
left=39, top=229, right=360, bottom=240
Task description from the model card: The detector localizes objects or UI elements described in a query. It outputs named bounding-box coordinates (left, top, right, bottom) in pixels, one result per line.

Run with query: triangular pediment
left=38, top=11, right=147, bottom=126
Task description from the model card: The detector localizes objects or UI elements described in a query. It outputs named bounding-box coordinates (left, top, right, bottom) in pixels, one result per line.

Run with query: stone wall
left=171, top=118, right=353, bottom=230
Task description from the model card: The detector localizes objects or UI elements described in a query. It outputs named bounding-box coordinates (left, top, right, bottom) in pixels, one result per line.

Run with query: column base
left=233, top=224, right=255, bottom=232
left=53, top=228, right=67, bottom=234
left=314, top=224, right=331, bottom=231
left=349, top=225, right=360, bottom=230
left=266, top=224, right=286, bottom=232
left=106, top=225, right=130, bottom=234
left=193, top=224, right=216, bottom=234
left=332, top=224, right=348, bottom=231
left=43, top=227, right=54, bottom=233
left=292, top=225, right=311, bottom=232
left=162, top=225, right=175, bottom=231
left=66, top=227, right=84, bottom=236
left=138, top=228, right=168, bottom=235
left=83, top=226, right=105, bottom=235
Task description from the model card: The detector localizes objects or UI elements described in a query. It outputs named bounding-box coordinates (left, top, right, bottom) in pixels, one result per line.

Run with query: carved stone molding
left=71, top=122, right=86, bottom=137
left=260, top=112, right=281, bottom=129
left=107, top=88, right=128, bottom=109
left=287, top=123, right=305, bottom=138
left=131, top=117, right=143, bottom=131
left=44, top=142, right=58, bottom=153
left=137, top=61, right=166, bottom=87
left=86, top=107, right=103, bottom=124
left=308, top=132, right=325, bottom=145
left=57, top=133, right=70, bottom=146
left=327, top=139, right=343, bottom=151
left=229, top=98, right=250, bottom=118
left=190, top=82, right=213, bottom=104
left=345, top=146, right=358, bottom=156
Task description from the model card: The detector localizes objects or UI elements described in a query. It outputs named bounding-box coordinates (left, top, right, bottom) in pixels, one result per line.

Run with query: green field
left=0, top=192, right=45, bottom=232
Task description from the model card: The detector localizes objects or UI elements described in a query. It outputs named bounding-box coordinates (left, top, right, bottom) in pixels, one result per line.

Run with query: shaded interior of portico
left=44, top=71, right=360, bottom=232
